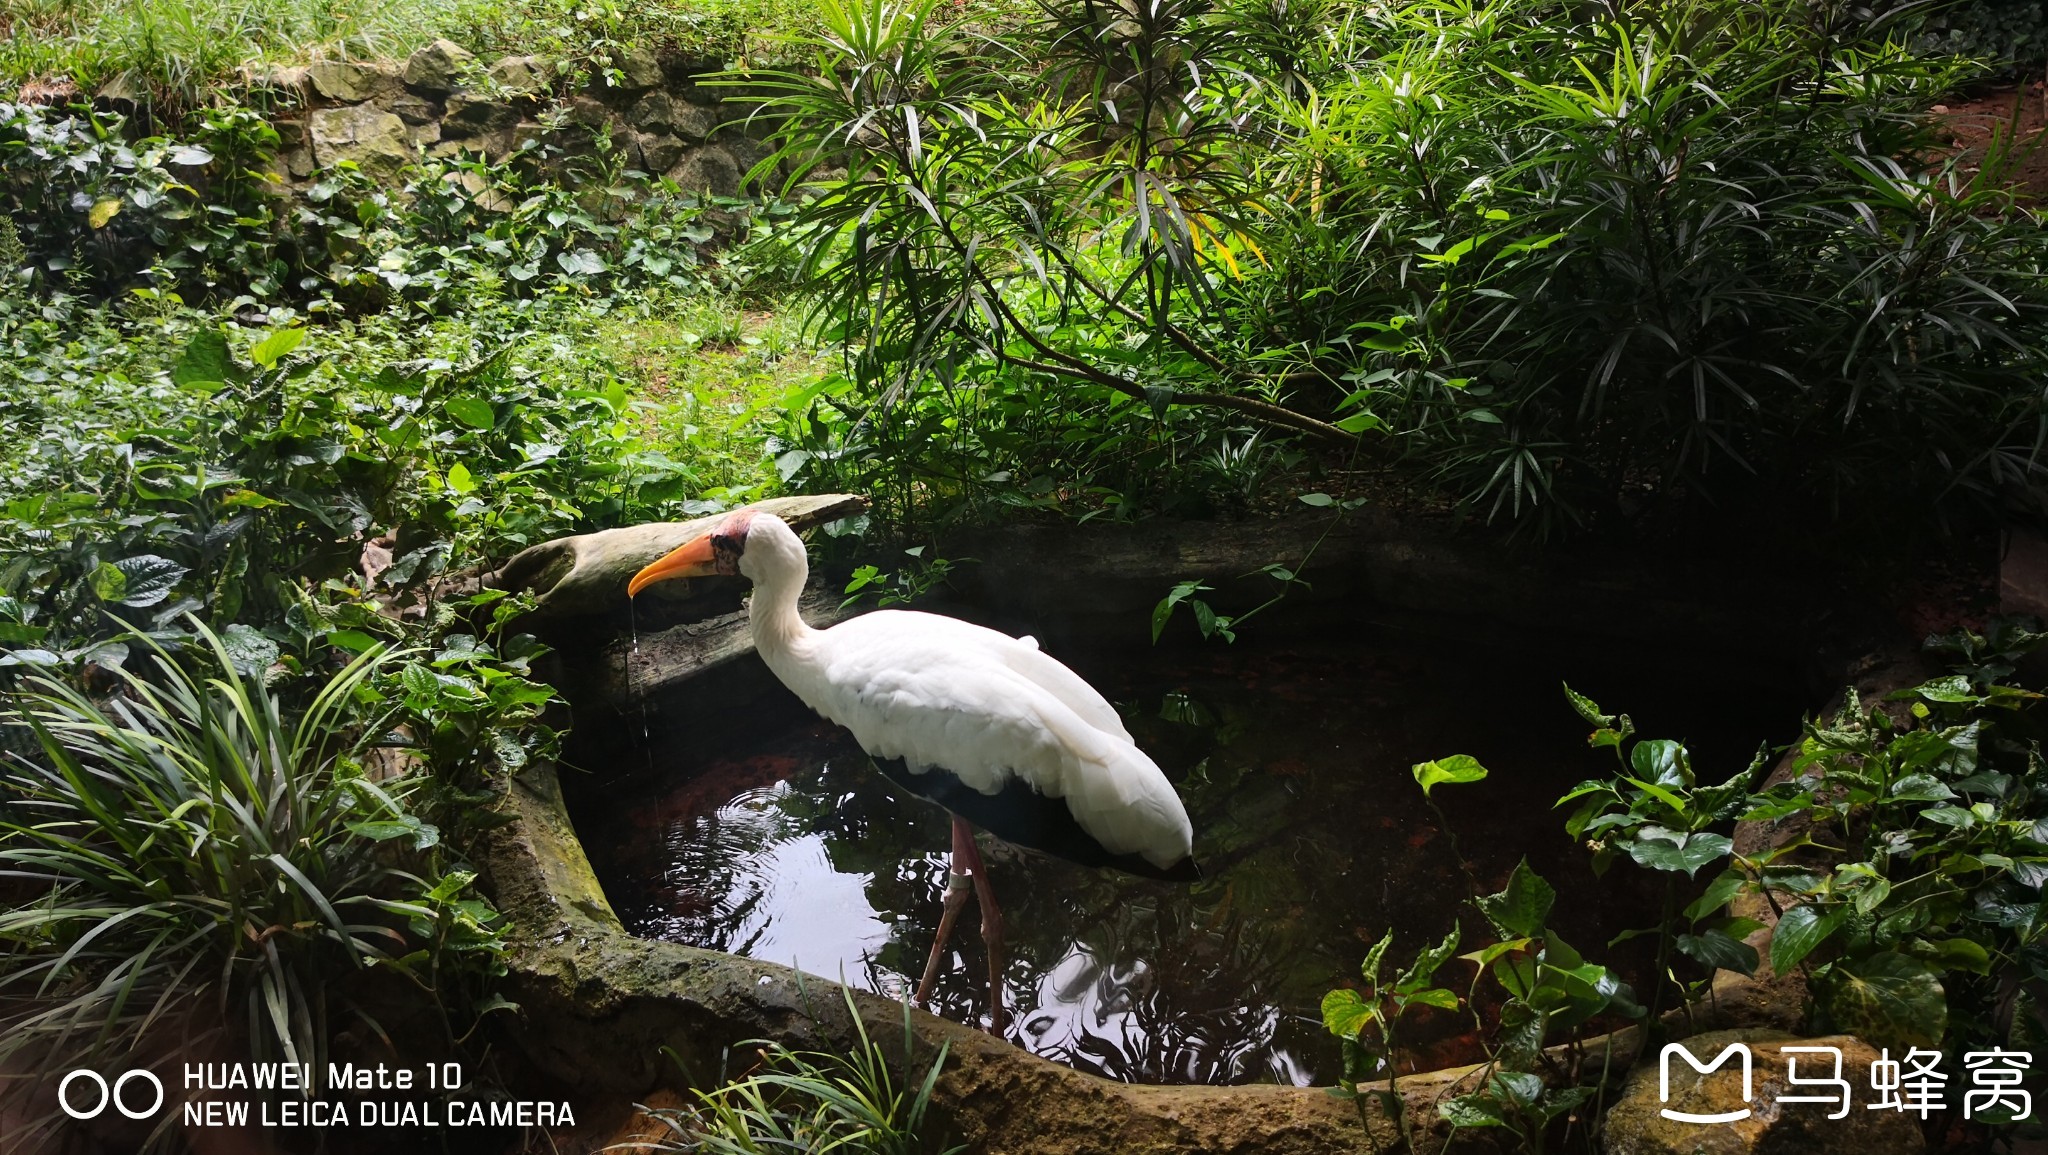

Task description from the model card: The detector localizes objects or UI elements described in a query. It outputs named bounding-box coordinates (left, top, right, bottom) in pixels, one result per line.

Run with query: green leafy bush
left=0, top=98, right=770, bottom=307
left=1326, top=623, right=2048, bottom=1147
left=1556, top=633, right=2048, bottom=1060
left=1920, top=0, right=2048, bottom=70
left=0, top=101, right=283, bottom=296
left=0, top=625, right=498, bottom=1102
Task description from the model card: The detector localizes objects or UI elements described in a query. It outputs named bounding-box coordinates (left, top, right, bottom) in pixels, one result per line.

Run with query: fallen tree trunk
left=485, top=494, right=869, bottom=618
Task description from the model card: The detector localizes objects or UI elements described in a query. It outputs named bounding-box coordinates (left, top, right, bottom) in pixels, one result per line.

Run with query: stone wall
left=251, top=39, right=778, bottom=198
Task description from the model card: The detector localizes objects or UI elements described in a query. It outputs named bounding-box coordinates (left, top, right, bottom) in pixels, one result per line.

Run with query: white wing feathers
left=788, top=610, right=1189, bottom=869
left=821, top=611, right=1133, bottom=742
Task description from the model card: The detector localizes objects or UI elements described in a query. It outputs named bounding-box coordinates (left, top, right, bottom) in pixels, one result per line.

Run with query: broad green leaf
left=1321, top=989, right=1375, bottom=1039
left=250, top=327, right=305, bottom=368
left=445, top=397, right=495, bottom=429
left=1562, top=683, right=1612, bottom=726
left=111, top=555, right=186, bottom=608
left=1623, top=776, right=1687, bottom=813
left=1494, top=1000, right=1546, bottom=1068
left=1439, top=1094, right=1507, bottom=1128
left=219, top=624, right=280, bottom=676
left=87, top=561, right=127, bottom=602
left=1490, top=1071, right=1543, bottom=1107
left=1921, top=806, right=1976, bottom=829
left=1414, top=754, right=1488, bottom=797
left=1406, top=927, right=1463, bottom=987
left=1914, top=676, right=1982, bottom=704
left=1676, top=929, right=1758, bottom=975
left=173, top=329, right=235, bottom=389
left=1475, top=858, right=1555, bottom=938
left=1460, top=938, right=1534, bottom=968
left=401, top=663, right=439, bottom=699
left=1770, top=904, right=1846, bottom=974
left=1630, top=739, right=1690, bottom=787
left=1682, top=869, right=1747, bottom=921
left=1405, top=987, right=1459, bottom=1011
left=1492, top=953, right=1538, bottom=999
left=1822, top=953, right=1945, bottom=1050
left=1889, top=774, right=1954, bottom=801
left=1361, top=928, right=1393, bottom=986
left=425, top=869, right=477, bottom=903
left=347, top=820, right=417, bottom=842
left=446, top=463, right=476, bottom=494
left=1909, top=936, right=1991, bottom=975
left=1298, top=492, right=1336, bottom=507
left=1625, top=829, right=1732, bottom=877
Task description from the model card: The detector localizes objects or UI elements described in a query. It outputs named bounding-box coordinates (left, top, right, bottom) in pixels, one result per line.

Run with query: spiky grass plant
left=636, top=988, right=959, bottom=1155
left=0, top=623, right=436, bottom=1101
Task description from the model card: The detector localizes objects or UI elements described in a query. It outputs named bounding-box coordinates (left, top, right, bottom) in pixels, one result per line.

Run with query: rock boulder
left=443, top=92, right=521, bottom=138
left=637, top=131, right=686, bottom=173
left=403, top=38, right=476, bottom=93
left=306, top=60, right=398, bottom=104
left=487, top=55, right=548, bottom=92
left=307, top=105, right=411, bottom=176
left=666, top=146, right=740, bottom=197
left=1604, top=1029, right=1923, bottom=1155
left=629, top=91, right=717, bottom=142
left=614, top=45, right=663, bottom=90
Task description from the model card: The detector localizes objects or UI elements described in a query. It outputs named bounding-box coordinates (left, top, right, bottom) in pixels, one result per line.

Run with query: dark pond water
left=569, top=621, right=1805, bottom=1087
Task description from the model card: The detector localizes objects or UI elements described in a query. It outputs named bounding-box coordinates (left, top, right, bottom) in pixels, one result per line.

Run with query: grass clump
left=631, top=991, right=959, bottom=1155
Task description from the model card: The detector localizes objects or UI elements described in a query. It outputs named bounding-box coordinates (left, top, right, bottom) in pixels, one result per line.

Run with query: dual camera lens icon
left=59, top=1070, right=166, bottom=1121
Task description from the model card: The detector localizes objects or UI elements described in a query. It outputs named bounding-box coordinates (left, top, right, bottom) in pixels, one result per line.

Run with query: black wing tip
left=1129, top=854, right=1202, bottom=883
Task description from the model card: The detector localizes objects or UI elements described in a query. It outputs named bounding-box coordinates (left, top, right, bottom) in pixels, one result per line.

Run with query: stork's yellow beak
left=628, top=533, right=717, bottom=597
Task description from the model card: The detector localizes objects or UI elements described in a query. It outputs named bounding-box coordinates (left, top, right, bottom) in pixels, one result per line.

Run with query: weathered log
left=485, top=494, right=869, bottom=617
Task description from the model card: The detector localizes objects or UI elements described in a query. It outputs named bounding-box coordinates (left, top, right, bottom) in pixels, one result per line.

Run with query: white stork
left=628, top=510, right=1199, bottom=1032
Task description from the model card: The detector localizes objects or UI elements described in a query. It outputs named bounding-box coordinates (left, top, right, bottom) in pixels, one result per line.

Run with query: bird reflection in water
left=596, top=744, right=1318, bottom=1084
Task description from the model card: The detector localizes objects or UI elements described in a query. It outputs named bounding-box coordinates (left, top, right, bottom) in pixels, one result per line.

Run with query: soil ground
left=1935, top=80, right=2048, bottom=200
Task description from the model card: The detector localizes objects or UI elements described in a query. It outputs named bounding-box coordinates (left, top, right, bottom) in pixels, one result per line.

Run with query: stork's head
left=627, top=510, right=805, bottom=596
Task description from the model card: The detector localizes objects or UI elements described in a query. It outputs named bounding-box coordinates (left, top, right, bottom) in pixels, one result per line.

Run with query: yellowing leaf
left=1413, top=754, right=1489, bottom=796
left=89, top=199, right=121, bottom=228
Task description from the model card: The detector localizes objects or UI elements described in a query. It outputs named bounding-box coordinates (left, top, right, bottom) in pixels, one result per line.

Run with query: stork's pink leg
left=913, top=817, right=976, bottom=1009
left=958, top=826, right=1007, bottom=1035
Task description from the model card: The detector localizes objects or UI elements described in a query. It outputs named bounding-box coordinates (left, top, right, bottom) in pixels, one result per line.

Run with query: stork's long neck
left=746, top=546, right=815, bottom=668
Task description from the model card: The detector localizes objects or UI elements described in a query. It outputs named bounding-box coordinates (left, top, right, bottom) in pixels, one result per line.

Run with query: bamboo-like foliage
left=0, top=624, right=434, bottom=1103
left=1220, top=0, right=2048, bottom=531
left=743, top=0, right=2048, bottom=535
left=733, top=0, right=1351, bottom=445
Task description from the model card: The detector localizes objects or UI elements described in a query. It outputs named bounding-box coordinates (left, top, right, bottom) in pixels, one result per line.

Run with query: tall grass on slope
left=0, top=0, right=826, bottom=128
left=0, top=0, right=454, bottom=121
